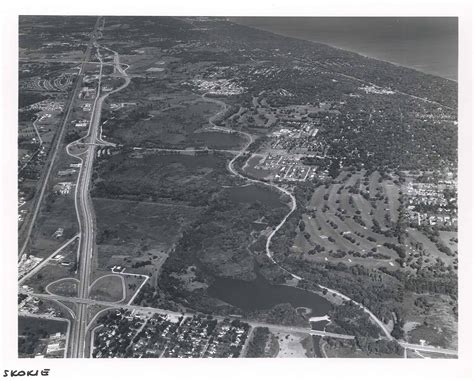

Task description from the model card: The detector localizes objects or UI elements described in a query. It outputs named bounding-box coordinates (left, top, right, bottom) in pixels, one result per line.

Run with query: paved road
left=292, top=56, right=455, bottom=111
left=318, top=285, right=393, bottom=340
left=203, top=93, right=394, bottom=337
left=24, top=23, right=451, bottom=357
left=30, top=292, right=354, bottom=340
left=399, top=342, right=458, bottom=356
left=18, top=234, right=79, bottom=285
left=66, top=30, right=131, bottom=358
left=31, top=291, right=457, bottom=355
left=61, top=34, right=134, bottom=356
left=201, top=92, right=302, bottom=282
left=227, top=132, right=301, bottom=280
left=18, top=18, right=101, bottom=260
left=132, top=147, right=243, bottom=155
left=249, top=321, right=354, bottom=340
left=67, top=43, right=103, bottom=358
left=239, top=326, right=254, bottom=357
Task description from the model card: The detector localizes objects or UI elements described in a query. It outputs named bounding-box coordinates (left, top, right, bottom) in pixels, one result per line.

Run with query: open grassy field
left=26, top=139, right=82, bottom=259
left=271, top=330, right=313, bottom=358
left=24, top=260, right=78, bottom=295
left=28, top=188, right=78, bottom=259
left=406, top=228, right=456, bottom=268
left=122, top=273, right=149, bottom=302
left=187, top=131, right=246, bottom=149
left=401, top=292, right=457, bottom=349
left=23, top=236, right=79, bottom=294
left=46, top=278, right=78, bottom=297
left=33, top=298, right=70, bottom=318
left=382, top=182, right=401, bottom=223
left=92, top=152, right=233, bottom=206
left=119, top=50, right=179, bottom=74
left=102, top=88, right=225, bottom=148
left=19, top=316, right=68, bottom=335
left=242, top=154, right=274, bottom=179
left=407, top=324, right=453, bottom=348
left=93, top=197, right=202, bottom=280
left=89, top=274, right=125, bottom=302
left=18, top=315, right=68, bottom=358
left=438, top=230, right=458, bottom=255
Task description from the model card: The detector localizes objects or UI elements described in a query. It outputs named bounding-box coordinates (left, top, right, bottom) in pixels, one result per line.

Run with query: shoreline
left=228, top=19, right=457, bottom=83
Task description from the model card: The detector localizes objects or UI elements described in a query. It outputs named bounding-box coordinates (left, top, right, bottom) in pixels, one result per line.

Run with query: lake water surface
left=231, top=17, right=458, bottom=81
left=225, top=184, right=283, bottom=208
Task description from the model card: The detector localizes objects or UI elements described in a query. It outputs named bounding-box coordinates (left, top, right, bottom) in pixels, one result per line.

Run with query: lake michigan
left=231, top=17, right=458, bottom=81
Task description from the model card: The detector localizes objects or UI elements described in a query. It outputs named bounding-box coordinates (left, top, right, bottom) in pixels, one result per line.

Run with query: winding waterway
left=200, top=93, right=393, bottom=339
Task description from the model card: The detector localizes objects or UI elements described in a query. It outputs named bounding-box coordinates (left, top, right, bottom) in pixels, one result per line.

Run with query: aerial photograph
left=17, top=16, right=458, bottom=359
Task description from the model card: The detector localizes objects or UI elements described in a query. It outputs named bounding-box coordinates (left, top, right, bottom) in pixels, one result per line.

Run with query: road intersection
left=18, top=17, right=458, bottom=360
left=29, top=292, right=355, bottom=341
left=18, top=18, right=101, bottom=261
left=65, top=23, right=132, bottom=358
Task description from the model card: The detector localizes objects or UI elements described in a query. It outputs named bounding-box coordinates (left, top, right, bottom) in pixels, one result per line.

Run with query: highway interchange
left=19, top=17, right=458, bottom=359
left=65, top=22, right=132, bottom=358
left=17, top=18, right=101, bottom=261
left=18, top=16, right=139, bottom=358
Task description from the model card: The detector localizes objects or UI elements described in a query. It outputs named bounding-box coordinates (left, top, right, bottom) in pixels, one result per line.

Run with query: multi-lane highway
left=31, top=290, right=459, bottom=357
left=66, top=35, right=131, bottom=357
left=67, top=42, right=104, bottom=359
left=18, top=234, right=79, bottom=285
left=21, top=17, right=457, bottom=359
left=30, top=292, right=355, bottom=341
left=18, top=18, right=101, bottom=260
left=205, top=89, right=398, bottom=338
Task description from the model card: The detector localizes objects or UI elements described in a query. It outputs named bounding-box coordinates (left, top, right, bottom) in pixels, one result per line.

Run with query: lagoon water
left=208, top=17, right=457, bottom=322
left=225, top=184, right=283, bottom=207
left=232, top=17, right=458, bottom=81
